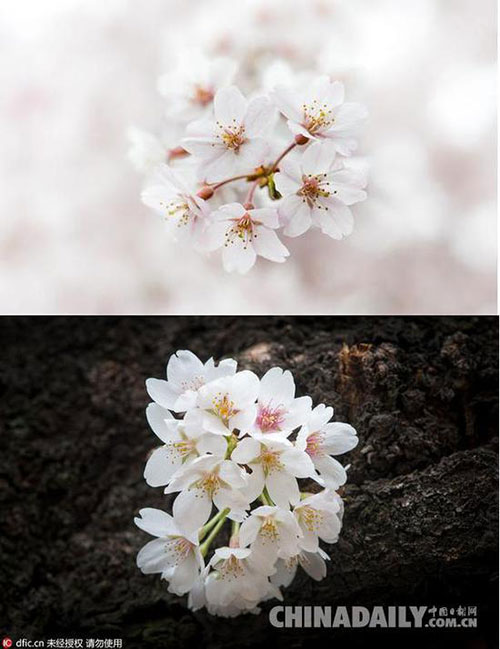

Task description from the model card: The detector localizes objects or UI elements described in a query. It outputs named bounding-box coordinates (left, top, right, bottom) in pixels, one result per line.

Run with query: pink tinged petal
left=270, top=86, right=302, bottom=122
left=145, top=378, right=179, bottom=411
left=259, top=367, right=295, bottom=405
left=280, top=447, right=316, bottom=478
left=299, top=551, right=327, bottom=581
left=137, top=537, right=170, bottom=574
left=279, top=195, right=312, bottom=237
left=145, top=403, right=175, bottom=443
left=134, top=508, right=177, bottom=538
left=244, top=96, right=276, bottom=137
left=222, top=241, right=257, bottom=274
left=144, top=446, right=182, bottom=487
left=214, top=85, right=248, bottom=126
left=322, top=423, right=359, bottom=454
left=173, top=487, right=213, bottom=533
left=314, top=455, right=347, bottom=489
left=231, top=437, right=261, bottom=464
left=301, top=141, right=337, bottom=175
left=250, top=208, right=280, bottom=229
left=266, top=470, right=300, bottom=508
left=312, top=198, right=354, bottom=239
left=253, top=228, right=289, bottom=263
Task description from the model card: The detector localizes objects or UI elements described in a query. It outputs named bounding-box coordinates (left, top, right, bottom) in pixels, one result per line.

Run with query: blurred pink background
left=0, top=0, right=496, bottom=314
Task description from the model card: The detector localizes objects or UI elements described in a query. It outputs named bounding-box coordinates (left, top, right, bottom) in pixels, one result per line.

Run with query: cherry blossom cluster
left=134, top=350, right=358, bottom=617
left=130, top=53, right=368, bottom=273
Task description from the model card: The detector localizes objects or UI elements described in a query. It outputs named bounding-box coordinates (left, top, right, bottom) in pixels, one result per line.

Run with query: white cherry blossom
left=135, top=508, right=203, bottom=596
left=195, top=370, right=260, bottom=435
left=271, top=76, right=368, bottom=154
left=231, top=437, right=315, bottom=508
left=146, top=349, right=237, bottom=413
left=158, top=51, right=238, bottom=123
left=183, top=86, right=275, bottom=182
left=248, top=366, right=311, bottom=441
left=165, top=454, right=250, bottom=531
left=239, top=505, right=303, bottom=571
left=270, top=548, right=330, bottom=588
left=296, top=403, right=359, bottom=489
left=275, top=141, right=367, bottom=238
left=136, top=351, right=358, bottom=615
left=204, top=203, right=289, bottom=274
left=293, top=489, right=342, bottom=552
left=205, top=547, right=278, bottom=615
left=143, top=404, right=226, bottom=487
left=141, top=164, right=211, bottom=247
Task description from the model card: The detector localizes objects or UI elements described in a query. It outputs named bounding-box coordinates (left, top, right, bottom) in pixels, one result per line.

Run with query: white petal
left=266, top=470, right=300, bottom=508
left=312, top=198, right=354, bottom=239
left=250, top=208, right=280, bottom=229
left=323, top=423, right=359, bottom=455
left=144, top=446, right=182, bottom=487
left=167, top=551, right=201, bottom=595
left=271, top=86, right=302, bottom=121
left=196, top=433, right=227, bottom=457
left=314, top=455, right=347, bottom=489
left=134, top=508, right=177, bottom=537
left=253, top=228, right=289, bottom=263
left=219, top=460, right=247, bottom=488
left=145, top=403, right=175, bottom=442
left=280, top=195, right=312, bottom=237
left=172, top=487, right=213, bottom=533
left=231, top=437, right=261, bottom=464
left=259, top=367, right=295, bottom=404
left=301, top=141, right=336, bottom=175
left=299, top=551, right=327, bottom=581
left=280, top=447, right=316, bottom=478
left=145, top=379, right=179, bottom=411
left=222, top=240, right=257, bottom=274
left=214, top=85, right=247, bottom=126
left=245, top=96, right=276, bottom=137
left=136, top=537, right=169, bottom=574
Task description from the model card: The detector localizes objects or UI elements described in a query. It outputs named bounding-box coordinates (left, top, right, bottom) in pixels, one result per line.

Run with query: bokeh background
left=0, top=0, right=496, bottom=314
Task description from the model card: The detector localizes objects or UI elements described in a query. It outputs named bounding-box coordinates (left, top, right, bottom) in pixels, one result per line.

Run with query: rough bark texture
left=0, top=317, right=498, bottom=649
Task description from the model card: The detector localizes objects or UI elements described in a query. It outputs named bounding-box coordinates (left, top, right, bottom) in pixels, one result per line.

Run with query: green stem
left=198, top=508, right=228, bottom=542
left=200, top=510, right=229, bottom=557
left=231, top=520, right=240, bottom=536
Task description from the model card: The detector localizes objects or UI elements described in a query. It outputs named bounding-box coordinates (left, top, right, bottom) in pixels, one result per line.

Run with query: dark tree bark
left=0, top=317, right=497, bottom=649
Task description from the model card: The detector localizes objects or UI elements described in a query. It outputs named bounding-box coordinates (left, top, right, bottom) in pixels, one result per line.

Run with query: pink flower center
left=193, top=85, right=214, bottom=107
left=256, top=404, right=286, bottom=432
left=305, top=431, right=325, bottom=458
left=302, top=99, right=335, bottom=134
left=216, top=122, right=247, bottom=151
